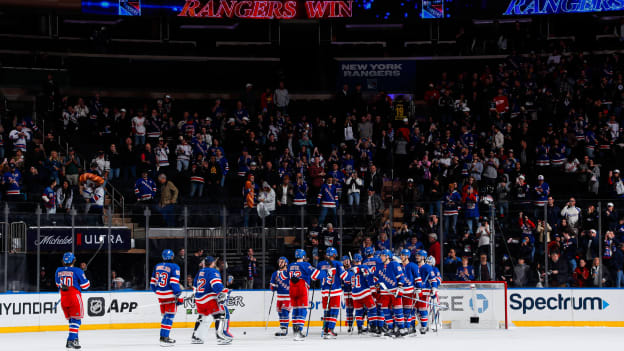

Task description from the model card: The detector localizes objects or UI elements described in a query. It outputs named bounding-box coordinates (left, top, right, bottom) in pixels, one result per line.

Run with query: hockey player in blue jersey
left=399, top=249, right=423, bottom=335
left=270, top=257, right=291, bottom=337
left=415, top=250, right=437, bottom=334
left=150, top=249, right=183, bottom=347
left=316, top=247, right=347, bottom=339
left=341, top=255, right=354, bottom=333
left=191, top=256, right=233, bottom=345
left=345, top=253, right=381, bottom=336
left=282, top=249, right=325, bottom=341
left=55, top=252, right=90, bottom=350
left=375, top=249, right=408, bottom=337
left=362, top=247, right=382, bottom=322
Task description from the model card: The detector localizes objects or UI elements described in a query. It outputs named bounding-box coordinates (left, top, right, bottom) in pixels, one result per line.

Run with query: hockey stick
left=266, top=290, right=276, bottom=331
left=305, top=287, right=315, bottom=337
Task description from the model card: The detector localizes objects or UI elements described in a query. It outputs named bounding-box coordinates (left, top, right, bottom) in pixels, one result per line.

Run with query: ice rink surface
left=3, top=327, right=620, bottom=350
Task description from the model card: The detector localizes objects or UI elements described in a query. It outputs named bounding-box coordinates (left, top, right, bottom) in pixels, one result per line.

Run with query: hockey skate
left=66, top=339, right=81, bottom=350
left=419, top=326, right=428, bottom=335
left=399, top=328, right=408, bottom=337
left=274, top=327, right=288, bottom=337
left=357, top=326, right=366, bottom=335
left=323, top=328, right=337, bottom=339
left=293, top=326, right=305, bottom=341
left=191, top=335, right=204, bottom=344
left=347, top=326, right=353, bottom=334
left=159, top=336, right=176, bottom=347
left=408, top=325, right=417, bottom=336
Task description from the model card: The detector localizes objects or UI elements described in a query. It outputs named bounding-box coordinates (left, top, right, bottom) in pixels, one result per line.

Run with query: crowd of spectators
left=7, top=48, right=624, bottom=288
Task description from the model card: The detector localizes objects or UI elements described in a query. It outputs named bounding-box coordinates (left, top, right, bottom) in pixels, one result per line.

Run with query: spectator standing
left=131, top=111, right=146, bottom=145
left=176, top=138, right=192, bottom=172
left=364, top=187, right=384, bottom=229
left=41, top=179, right=57, bottom=215
left=243, top=248, right=257, bottom=289
left=573, top=258, right=591, bottom=287
left=513, top=258, right=530, bottom=287
left=612, top=244, right=624, bottom=288
left=317, top=177, right=338, bottom=226
left=547, top=251, right=569, bottom=287
left=274, top=81, right=289, bottom=115
left=157, top=174, right=178, bottom=227
left=56, top=180, right=74, bottom=214
left=475, top=253, right=492, bottom=281
left=64, top=148, right=81, bottom=186
left=108, top=144, right=121, bottom=181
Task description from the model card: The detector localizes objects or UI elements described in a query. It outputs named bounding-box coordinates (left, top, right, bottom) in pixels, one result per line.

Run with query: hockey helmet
left=326, top=247, right=338, bottom=258
left=162, top=249, right=174, bottom=261
left=295, top=249, right=307, bottom=259
left=62, top=252, right=75, bottom=265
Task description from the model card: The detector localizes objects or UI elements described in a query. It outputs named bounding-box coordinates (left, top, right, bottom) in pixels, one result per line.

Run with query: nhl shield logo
left=87, top=297, right=106, bottom=317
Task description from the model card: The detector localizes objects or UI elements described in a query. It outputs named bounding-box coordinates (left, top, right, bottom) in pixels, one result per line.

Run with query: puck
left=243, top=331, right=247, bottom=335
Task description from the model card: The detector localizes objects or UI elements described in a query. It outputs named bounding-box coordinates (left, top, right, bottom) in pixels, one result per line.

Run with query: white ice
left=3, top=327, right=618, bottom=350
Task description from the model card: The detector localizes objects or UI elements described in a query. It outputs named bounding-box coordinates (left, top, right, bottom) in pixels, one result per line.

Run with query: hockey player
left=191, top=256, right=233, bottom=345
left=317, top=247, right=347, bottom=339
left=345, top=253, right=380, bottom=336
left=55, top=252, right=90, bottom=350
left=150, top=249, right=183, bottom=346
left=362, top=247, right=382, bottom=324
left=375, top=249, right=408, bottom=337
left=270, top=257, right=291, bottom=337
left=281, top=249, right=324, bottom=341
left=341, top=256, right=354, bottom=333
left=415, top=250, right=437, bottom=334
left=399, top=249, right=422, bottom=335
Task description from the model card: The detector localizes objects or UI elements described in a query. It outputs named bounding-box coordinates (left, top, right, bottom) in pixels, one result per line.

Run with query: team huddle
left=53, top=247, right=440, bottom=349
left=272, top=247, right=442, bottom=340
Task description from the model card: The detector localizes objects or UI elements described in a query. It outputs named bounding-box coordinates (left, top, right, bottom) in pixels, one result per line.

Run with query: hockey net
left=437, top=281, right=508, bottom=329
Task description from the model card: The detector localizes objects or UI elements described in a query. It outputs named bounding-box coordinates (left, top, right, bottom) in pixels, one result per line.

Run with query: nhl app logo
left=87, top=297, right=106, bottom=317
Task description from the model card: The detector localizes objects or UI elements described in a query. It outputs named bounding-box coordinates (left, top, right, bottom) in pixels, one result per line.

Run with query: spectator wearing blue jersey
left=612, top=244, right=624, bottom=288
left=42, top=179, right=57, bottom=215
left=456, top=256, right=474, bottom=281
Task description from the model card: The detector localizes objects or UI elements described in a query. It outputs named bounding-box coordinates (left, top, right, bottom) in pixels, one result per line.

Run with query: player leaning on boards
left=191, top=255, right=234, bottom=345
left=150, top=249, right=184, bottom=347
left=55, top=252, right=91, bottom=350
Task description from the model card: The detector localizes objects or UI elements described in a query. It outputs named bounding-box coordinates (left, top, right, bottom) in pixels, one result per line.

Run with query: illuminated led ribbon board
left=503, top=0, right=624, bottom=15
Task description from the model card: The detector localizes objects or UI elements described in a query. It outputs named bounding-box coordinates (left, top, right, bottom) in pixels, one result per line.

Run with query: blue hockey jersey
left=270, top=269, right=290, bottom=301
left=134, top=177, right=157, bottom=201
left=281, top=261, right=323, bottom=287
left=55, top=266, right=90, bottom=292
left=374, top=261, right=406, bottom=295
left=345, top=265, right=373, bottom=300
left=193, top=267, right=227, bottom=304
left=317, top=260, right=347, bottom=297
left=150, top=262, right=182, bottom=299
left=317, top=183, right=338, bottom=208
left=293, top=181, right=307, bottom=205
left=402, top=261, right=423, bottom=290
left=3, top=170, right=21, bottom=195
left=418, top=263, right=438, bottom=289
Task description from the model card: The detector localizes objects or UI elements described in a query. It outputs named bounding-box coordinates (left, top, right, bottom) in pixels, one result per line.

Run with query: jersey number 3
left=155, top=272, right=169, bottom=288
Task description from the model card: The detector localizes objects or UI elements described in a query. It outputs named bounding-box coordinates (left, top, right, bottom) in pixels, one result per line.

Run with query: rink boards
left=0, top=288, right=621, bottom=332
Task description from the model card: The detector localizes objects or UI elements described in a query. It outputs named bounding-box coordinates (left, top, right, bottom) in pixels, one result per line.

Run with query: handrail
left=105, top=181, right=125, bottom=222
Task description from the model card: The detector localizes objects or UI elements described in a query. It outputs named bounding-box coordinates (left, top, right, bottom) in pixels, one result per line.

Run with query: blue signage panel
left=27, top=227, right=132, bottom=251
left=503, top=0, right=624, bottom=16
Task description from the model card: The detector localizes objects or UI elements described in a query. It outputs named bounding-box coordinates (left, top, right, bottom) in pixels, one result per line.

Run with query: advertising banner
left=337, top=60, right=418, bottom=92
left=1, top=288, right=624, bottom=332
left=26, top=227, right=132, bottom=251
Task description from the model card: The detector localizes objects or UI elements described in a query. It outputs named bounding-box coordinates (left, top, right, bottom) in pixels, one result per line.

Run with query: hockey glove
left=217, top=292, right=228, bottom=304
left=61, top=284, right=69, bottom=292
left=176, top=297, right=185, bottom=306
left=290, top=276, right=300, bottom=283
